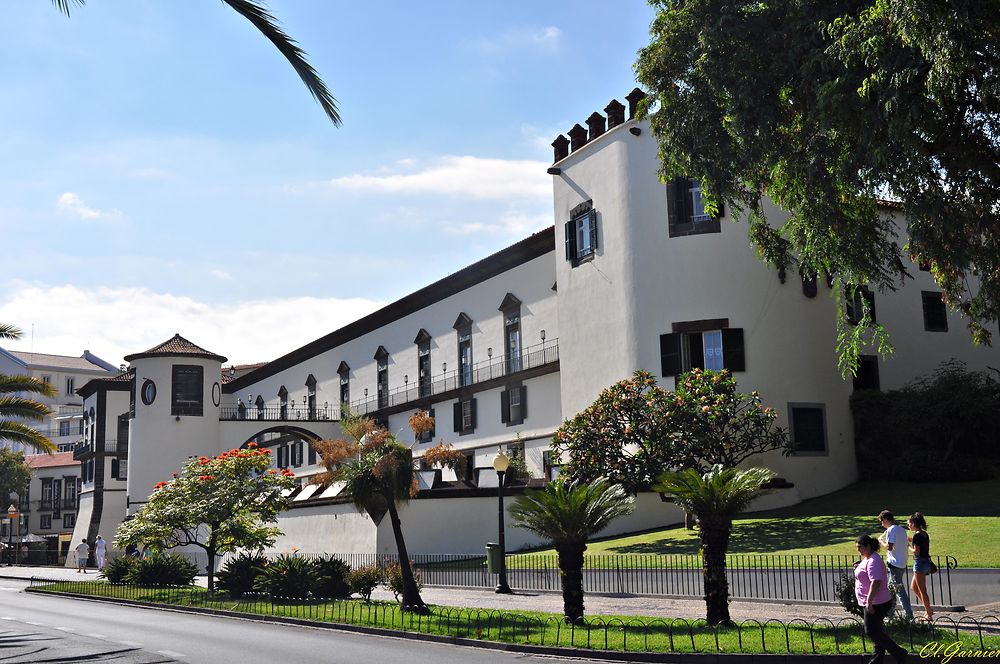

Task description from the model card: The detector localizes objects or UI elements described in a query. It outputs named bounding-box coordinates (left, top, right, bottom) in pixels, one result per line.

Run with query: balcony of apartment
left=219, top=404, right=337, bottom=422
left=350, top=338, right=559, bottom=418
left=72, top=438, right=120, bottom=461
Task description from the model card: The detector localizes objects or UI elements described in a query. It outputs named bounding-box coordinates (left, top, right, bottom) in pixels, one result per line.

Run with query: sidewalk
left=9, top=564, right=988, bottom=623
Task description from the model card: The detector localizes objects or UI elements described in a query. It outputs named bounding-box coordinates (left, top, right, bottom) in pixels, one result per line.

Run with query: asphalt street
left=0, top=578, right=584, bottom=664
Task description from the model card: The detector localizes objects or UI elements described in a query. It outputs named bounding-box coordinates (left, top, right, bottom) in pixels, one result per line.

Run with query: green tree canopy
left=0, top=449, right=32, bottom=508
left=636, top=0, right=999, bottom=374
left=115, top=443, right=295, bottom=592
left=552, top=370, right=788, bottom=493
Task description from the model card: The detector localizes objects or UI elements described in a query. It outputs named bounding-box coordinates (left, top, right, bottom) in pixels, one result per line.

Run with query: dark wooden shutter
left=453, top=402, right=462, bottom=432
left=564, top=220, right=576, bottom=261
left=308, top=442, right=317, bottom=466
left=588, top=211, right=599, bottom=251
left=519, top=386, right=528, bottom=422
left=660, top=333, right=681, bottom=376
left=110, top=459, right=120, bottom=480
left=666, top=178, right=684, bottom=227
left=500, top=390, right=510, bottom=423
left=721, top=328, right=746, bottom=372
left=863, top=289, right=877, bottom=322
left=681, top=178, right=695, bottom=222
left=715, top=197, right=725, bottom=219
left=470, top=399, right=477, bottom=430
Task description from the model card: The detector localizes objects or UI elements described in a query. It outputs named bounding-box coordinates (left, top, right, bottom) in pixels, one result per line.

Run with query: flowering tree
left=315, top=412, right=429, bottom=613
left=115, top=443, right=295, bottom=592
left=552, top=370, right=789, bottom=492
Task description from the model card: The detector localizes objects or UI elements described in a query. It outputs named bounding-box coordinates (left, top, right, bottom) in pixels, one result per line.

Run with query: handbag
left=928, top=560, right=938, bottom=575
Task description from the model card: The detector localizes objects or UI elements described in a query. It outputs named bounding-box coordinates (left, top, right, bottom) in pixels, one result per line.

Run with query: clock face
left=140, top=379, right=157, bottom=406
left=212, top=382, right=221, bottom=407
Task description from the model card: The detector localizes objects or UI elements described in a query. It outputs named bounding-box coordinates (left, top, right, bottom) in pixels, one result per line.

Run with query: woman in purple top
left=855, top=535, right=907, bottom=664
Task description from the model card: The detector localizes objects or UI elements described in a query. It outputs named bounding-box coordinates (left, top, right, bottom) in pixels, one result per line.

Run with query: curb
left=26, top=586, right=950, bottom=663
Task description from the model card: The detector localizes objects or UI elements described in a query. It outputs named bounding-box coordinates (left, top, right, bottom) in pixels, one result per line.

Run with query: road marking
left=56, top=626, right=76, bottom=632
left=157, top=650, right=186, bottom=658
left=1, top=617, right=14, bottom=621
left=25, top=621, right=44, bottom=626
left=86, top=633, right=106, bottom=639
left=117, top=640, right=143, bottom=647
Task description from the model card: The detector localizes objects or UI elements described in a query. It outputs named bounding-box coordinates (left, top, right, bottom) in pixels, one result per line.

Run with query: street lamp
left=6, top=504, right=17, bottom=566
left=492, top=448, right=512, bottom=594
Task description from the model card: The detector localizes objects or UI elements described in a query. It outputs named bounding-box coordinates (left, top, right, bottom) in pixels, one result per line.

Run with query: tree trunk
left=556, top=543, right=587, bottom=624
left=699, top=516, right=732, bottom=625
left=386, top=500, right=428, bottom=613
left=206, top=529, right=218, bottom=593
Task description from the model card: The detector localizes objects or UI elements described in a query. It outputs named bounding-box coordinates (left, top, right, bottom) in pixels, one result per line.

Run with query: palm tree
left=509, top=477, right=634, bottom=623
left=50, top=0, right=341, bottom=126
left=318, top=415, right=428, bottom=613
left=0, top=323, right=57, bottom=454
left=654, top=465, right=775, bottom=625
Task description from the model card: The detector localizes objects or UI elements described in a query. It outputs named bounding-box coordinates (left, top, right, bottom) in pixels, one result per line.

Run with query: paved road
left=0, top=578, right=577, bottom=664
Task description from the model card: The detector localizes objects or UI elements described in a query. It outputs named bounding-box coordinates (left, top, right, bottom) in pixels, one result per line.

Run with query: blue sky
left=0, top=1, right=655, bottom=366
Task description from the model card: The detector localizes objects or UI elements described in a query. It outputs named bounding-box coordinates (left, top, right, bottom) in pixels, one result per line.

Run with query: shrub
left=385, top=562, right=423, bottom=601
left=834, top=570, right=863, bottom=617
left=347, top=565, right=383, bottom=602
left=125, top=552, right=199, bottom=586
left=216, top=552, right=268, bottom=598
left=311, top=555, right=352, bottom=599
left=852, top=361, right=1000, bottom=481
left=253, top=554, right=316, bottom=599
left=100, top=556, right=138, bottom=584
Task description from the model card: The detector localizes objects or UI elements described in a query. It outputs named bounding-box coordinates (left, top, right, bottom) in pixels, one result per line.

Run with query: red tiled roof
left=124, top=334, right=227, bottom=363
left=25, top=452, right=79, bottom=469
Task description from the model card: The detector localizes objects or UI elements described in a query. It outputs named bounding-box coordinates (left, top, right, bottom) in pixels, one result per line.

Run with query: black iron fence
left=26, top=578, right=999, bottom=656
left=281, top=552, right=959, bottom=606
left=219, top=404, right=336, bottom=422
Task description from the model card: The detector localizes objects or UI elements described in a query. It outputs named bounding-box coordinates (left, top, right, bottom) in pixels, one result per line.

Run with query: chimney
left=568, top=123, right=588, bottom=152
left=586, top=112, right=606, bottom=140
left=625, top=88, right=647, bottom=120
left=551, top=134, right=569, bottom=162
left=605, top=99, right=626, bottom=128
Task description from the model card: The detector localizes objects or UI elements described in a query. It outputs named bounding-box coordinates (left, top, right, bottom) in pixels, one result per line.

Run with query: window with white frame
left=564, top=202, right=598, bottom=265
left=501, top=386, right=527, bottom=426
left=63, top=513, right=75, bottom=528
left=667, top=177, right=723, bottom=237
left=660, top=323, right=745, bottom=377
left=453, top=398, right=476, bottom=435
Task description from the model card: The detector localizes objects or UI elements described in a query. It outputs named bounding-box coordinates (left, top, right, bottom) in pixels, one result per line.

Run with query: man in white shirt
left=878, top=510, right=913, bottom=620
left=75, top=539, right=90, bottom=574
left=94, top=535, right=107, bottom=570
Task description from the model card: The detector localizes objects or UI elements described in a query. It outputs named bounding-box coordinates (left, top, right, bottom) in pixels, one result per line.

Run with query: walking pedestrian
left=75, top=539, right=89, bottom=574
left=855, top=534, right=908, bottom=664
left=94, top=535, right=107, bottom=570
left=878, top=510, right=913, bottom=620
left=908, top=512, right=934, bottom=621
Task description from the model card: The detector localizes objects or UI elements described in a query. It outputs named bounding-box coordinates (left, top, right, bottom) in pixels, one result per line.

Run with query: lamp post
left=492, top=448, right=512, bottom=594
left=6, top=504, right=17, bottom=566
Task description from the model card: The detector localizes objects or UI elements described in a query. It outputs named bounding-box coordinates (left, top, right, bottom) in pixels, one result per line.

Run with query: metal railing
left=219, top=404, right=336, bottom=422
left=349, top=339, right=559, bottom=415
left=27, top=578, right=997, bottom=656
left=300, top=552, right=958, bottom=606
left=72, top=438, right=121, bottom=459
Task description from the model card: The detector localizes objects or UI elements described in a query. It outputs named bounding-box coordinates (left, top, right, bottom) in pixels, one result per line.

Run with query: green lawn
left=521, top=479, right=1000, bottom=567
left=32, top=581, right=999, bottom=656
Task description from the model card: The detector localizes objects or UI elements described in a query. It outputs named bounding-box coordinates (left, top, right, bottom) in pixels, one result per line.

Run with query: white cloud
left=57, top=192, right=125, bottom=222
left=446, top=210, right=551, bottom=237
left=328, top=156, right=550, bottom=200
left=472, top=26, right=562, bottom=55
left=0, top=283, right=385, bottom=367
left=210, top=269, right=233, bottom=281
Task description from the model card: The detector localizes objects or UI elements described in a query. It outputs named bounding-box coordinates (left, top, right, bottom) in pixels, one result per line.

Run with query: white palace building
left=71, top=91, right=1000, bottom=560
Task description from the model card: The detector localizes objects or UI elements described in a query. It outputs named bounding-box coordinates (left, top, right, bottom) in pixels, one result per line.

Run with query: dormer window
left=305, top=374, right=317, bottom=419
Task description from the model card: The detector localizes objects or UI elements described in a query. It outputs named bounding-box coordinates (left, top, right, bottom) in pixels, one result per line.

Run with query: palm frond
left=509, top=477, right=634, bottom=545
left=0, top=421, right=57, bottom=454
left=0, top=374, right=58, bottom=398
left=221, top=0, right=342, bottom=126
left=654, top=465, right=774, bottom=518
left=0, top=397, right=53, bottom=422
left=50, top=0, right=85, bottom=17
left=0, top=323, right=23, bottom=340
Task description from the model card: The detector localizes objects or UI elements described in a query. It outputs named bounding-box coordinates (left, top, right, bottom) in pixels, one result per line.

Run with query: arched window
left=305, top=375, right=317, bottom=419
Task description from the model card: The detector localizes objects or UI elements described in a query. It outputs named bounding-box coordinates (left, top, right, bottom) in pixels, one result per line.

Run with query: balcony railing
left=72, top=438, right=121, bottom=459
left=219, top=404, right=336, bottom=422
left=350, top=338, right=559, bottom=415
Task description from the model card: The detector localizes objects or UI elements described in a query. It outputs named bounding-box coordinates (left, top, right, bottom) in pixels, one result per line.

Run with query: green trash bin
left=485, top=542, right=501, bottom=573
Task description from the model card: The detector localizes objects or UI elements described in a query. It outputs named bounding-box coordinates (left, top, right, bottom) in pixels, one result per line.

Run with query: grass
left=31, top=580, right=1000, bottom=656
left=519, top=479, right=1000, bottom=568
